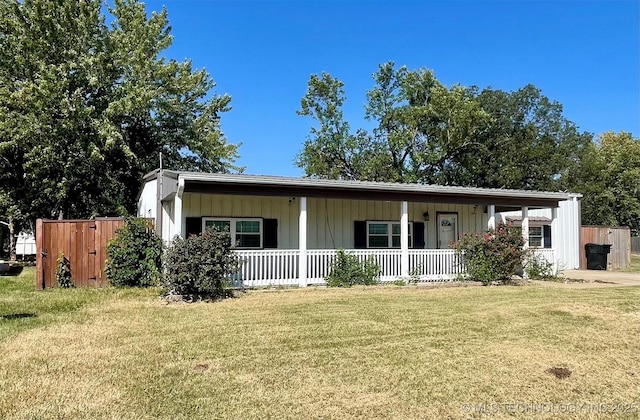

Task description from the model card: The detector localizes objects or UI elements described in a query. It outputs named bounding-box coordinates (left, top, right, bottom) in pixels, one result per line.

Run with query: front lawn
left=0, top=268, right=638, bottom=419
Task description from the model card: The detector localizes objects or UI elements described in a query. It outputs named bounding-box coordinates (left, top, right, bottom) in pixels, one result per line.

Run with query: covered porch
left=140, top=171, right=571, bottom=287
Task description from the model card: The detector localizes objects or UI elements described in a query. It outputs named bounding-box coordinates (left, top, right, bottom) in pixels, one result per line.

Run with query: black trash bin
left=585, top=243, right=612, bottom=270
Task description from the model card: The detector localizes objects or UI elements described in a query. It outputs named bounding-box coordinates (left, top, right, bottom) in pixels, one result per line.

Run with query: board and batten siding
left=180, top=193, right=487, bottom=249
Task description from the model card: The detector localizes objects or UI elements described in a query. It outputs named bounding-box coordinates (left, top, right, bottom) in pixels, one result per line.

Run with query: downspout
left=155, top=154, right=163, bottom=237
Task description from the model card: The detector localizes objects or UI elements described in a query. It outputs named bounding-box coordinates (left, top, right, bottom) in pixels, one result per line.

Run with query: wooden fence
left=36, top=218, right=126, bottom=289
left=632, top=237, right=640, bottom=254
left=580, top=226, right=631, bottom=270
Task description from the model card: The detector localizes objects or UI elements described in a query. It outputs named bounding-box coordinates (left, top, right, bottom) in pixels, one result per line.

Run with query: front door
left=437, top=213, right=458, bottom=249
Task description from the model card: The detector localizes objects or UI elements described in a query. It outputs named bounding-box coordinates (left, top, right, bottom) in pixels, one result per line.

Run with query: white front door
left=437, top=213, right=458, bottom=249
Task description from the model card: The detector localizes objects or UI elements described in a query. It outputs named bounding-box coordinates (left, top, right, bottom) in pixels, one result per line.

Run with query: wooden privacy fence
left=580, top=226, right=631, bottom=270
left=632, top=237, right=640, bottom=254
left=36, top=218, right=126, bottom=289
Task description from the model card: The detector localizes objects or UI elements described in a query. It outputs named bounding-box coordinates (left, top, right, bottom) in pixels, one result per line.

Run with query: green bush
left=164, top=227, right=239, bottom=299
left=105, top=217, right=163, bottom=287
left=525, top=253, right=556, bottom=280
left=325, top=249, right=380, bottom=287
left=453, top=225, right=526, bottom=285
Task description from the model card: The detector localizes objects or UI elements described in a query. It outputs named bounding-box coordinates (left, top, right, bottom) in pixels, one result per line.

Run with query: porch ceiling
left=154, top=171, right=579, bottom=207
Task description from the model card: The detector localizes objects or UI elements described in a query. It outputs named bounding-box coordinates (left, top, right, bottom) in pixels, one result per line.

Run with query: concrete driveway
left=559, top=269, right=640, bottom=286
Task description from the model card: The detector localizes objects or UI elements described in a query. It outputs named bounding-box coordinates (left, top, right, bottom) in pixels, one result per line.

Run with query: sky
left=142, top=0, right=639, bottom=177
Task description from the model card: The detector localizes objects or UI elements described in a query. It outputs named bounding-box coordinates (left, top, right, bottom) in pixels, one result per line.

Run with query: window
left=203, top=218, right=263, bottom=249
left=529, top=226, right=543, bottom=247
left=366, top=221, right=412, bottom=248
left=512, top=225, right=544, bottom=248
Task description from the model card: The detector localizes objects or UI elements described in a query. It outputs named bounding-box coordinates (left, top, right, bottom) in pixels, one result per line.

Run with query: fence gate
left=36, top=218, right=126, bottom=289
left=579, top=226, right=631, bottom=270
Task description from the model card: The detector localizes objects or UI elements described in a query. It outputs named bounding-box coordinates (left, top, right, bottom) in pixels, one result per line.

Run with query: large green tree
left=562, top=131, right=640, bottom=235
left=297, top=62, right=592, bottom=190
left=0, top=0, right=240, bottom=227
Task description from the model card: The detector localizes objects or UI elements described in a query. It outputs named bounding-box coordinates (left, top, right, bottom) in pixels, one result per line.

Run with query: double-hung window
left=528, top=226, right=543, bottom=247
left=366, top=221, right=412, bottom=248
left=203, top=218, right=263, bottom=249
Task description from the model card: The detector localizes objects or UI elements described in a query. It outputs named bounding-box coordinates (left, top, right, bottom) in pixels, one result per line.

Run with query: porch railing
left=306, top=249, right=403, bottom=284
left=233, top=248, right=557, bottom=287
left=408, top=249, right=462, bottom=281
left=234, top=250, right=299, bottom=287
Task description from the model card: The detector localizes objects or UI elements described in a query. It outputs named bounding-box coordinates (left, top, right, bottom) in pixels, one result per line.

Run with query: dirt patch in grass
left=547, top=366, right=572, bottom=379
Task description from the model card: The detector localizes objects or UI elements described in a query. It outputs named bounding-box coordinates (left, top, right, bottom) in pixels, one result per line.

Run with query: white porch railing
left=234, top=250, right=300, bottom=287
left=232, top=248, right=557, bottom=287
left=233, top=249, right=464, bottom=287
left=408, top=249, right=462, bottom=281
left=306, top=249, right=403, bottom=284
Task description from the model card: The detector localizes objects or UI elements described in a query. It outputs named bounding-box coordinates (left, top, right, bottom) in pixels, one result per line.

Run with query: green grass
left=0, top=268, right=638, bottom=419
left=0, top=267, right=156, bottom=341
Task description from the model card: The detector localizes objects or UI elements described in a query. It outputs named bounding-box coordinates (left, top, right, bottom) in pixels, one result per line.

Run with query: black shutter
left=413, top=222, right=425, bottom=249
left=543, top=225, right=552, bottom=249
left=354, top=221, right=367, bottom=249
left=263, top=218, right=278, bottom=248
left=185, top=217, right=202, bottom=237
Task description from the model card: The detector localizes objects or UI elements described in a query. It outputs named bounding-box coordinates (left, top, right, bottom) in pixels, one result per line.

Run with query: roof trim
left=147, top=170, right=581, bottom=207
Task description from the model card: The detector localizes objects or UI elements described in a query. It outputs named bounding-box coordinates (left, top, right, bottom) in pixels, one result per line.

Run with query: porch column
left=551, top=206, right=559, bottom=270
left=298, top=196, right=307, bottom=287
left=174, top=177, right=185, bottom=239
left=522, top=206, right=529, bottom=248
left=400, top=201, right=409, bottom=277
left=488, top=205, right=496, bottom=230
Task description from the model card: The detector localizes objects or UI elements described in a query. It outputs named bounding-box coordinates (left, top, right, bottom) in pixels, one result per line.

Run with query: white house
left=138, top=170, right=582, bottom=287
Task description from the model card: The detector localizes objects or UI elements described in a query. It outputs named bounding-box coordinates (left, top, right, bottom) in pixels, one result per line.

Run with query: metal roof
left=144, top=170, right=581, bottom=207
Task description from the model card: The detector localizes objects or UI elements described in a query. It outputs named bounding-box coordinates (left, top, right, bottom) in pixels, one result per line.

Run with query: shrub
left=453, top=225, right=526, bottom=285
left=525, top=253, right=556, bottom=280
left=164, top=227, right=239, bottom=299
left=56, top=253, right=73, bottom=288
left=325, top=249, right=380, bottom=287
left=105, top=217, right=163, bottom=287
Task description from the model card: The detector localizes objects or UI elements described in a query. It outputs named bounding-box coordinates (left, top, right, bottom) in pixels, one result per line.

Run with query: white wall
left=498, top=196, right=581, bottom=270
left=137, top=179, right=157, bottom=219
left=179, top=193, right=487, bottom=249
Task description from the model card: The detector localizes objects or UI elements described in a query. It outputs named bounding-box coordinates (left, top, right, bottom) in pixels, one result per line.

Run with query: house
left=138, top=170, right=582, bottom=286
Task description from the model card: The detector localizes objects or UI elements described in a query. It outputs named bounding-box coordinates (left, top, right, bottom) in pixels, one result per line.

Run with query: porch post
left=488, top=205, right=496, bottom=230
left=400, top=201, right=409, bottom=277
left=551, top=206, right=559, bottom=271
left=522, top=206, right=529, bottom=248
left=298, top=196, right=307, bottom=287
left=174, top=177, right=185, bottom=239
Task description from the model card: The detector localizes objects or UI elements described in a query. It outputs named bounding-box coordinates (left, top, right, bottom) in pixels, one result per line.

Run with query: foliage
left=55, top=253, right=73, bottom=288
left=525, top=253, right=556, bottom=281
left=164, top=227, right=239, bottom=299
left=453, top=225, right=526, bottom=285
left=297, top=62, right=592, bottom=190
left=562, top=131, right=640, bottom=235
left=0, top=0, right=241, bottom=223
left=106, top=218, right=163, bottom=287
left=325, top=249, right=380, bottom=287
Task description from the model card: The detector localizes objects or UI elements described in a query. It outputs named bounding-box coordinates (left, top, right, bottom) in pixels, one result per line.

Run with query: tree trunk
left=8, top=215, right=16, bottom=262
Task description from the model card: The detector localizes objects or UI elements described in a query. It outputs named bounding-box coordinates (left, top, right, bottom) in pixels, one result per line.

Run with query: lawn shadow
left=1, top=313, right=37, bottom=320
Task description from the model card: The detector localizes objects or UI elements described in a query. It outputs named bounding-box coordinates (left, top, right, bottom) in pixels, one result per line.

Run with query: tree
left=297, top=62, right=591, bottom=190
left=563, top=131, right=640, bottom=235
left=0, top=0, right=241, bottom=226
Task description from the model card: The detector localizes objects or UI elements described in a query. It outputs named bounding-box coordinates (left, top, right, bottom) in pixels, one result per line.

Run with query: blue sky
left=142, top=0, right=639, bottom=176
